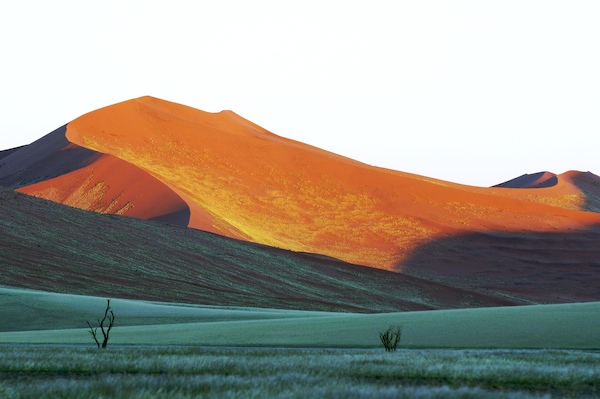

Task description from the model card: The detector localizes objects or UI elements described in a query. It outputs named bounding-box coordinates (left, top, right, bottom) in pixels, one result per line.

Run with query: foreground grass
left=0, top=346, right=598, bottom=398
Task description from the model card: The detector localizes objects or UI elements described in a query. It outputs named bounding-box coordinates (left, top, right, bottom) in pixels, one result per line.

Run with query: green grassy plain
left=1, top=287, right=599, bottom=349
left=1, top=288, right=599, bottom=397
left=0, top=286, right=336, bottom=332
left=0, top=346, right=598, bottom=398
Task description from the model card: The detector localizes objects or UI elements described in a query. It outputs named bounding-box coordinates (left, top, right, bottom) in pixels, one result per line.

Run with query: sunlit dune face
left=65, top=97, right=600, bottom=270
left=17, top=153, right=191, bottom=226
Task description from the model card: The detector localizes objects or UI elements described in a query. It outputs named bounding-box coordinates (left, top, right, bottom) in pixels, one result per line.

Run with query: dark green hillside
left=0, top=188, right=516, bottom=312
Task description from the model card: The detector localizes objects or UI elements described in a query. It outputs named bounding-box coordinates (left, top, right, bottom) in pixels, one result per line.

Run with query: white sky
left=1, top=1, right=598, bottom=187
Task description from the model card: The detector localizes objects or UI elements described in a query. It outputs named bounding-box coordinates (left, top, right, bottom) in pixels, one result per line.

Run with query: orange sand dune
left=62, top=96, right=600, bottom=270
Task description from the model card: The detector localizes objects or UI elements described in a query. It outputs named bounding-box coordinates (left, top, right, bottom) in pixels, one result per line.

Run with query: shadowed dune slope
left=63, top=96, right=600, bottom=269
left=401, top=226, right=600, bottom=304
left=0, top=146, right=24, bottom=161
left=0, top=125, right=100, bottom=188
left=0, top=187, right=521, bottom=312
left=0, top=125, right=191, bottom=227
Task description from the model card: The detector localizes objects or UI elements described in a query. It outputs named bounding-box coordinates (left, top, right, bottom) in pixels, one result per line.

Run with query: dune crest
left=494, top=172, right=558, bottom=188
left=489, top=171, right=600, bottom=212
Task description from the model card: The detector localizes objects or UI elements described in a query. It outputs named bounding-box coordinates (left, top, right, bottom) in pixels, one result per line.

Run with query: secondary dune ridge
left=3, top=96, right=600, bottom=271
left=0, top=126, right=192, bottom=227
left=18, top=153, right=191, bottom=226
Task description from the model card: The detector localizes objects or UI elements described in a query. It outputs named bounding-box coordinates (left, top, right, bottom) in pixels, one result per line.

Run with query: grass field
left=1, top=287, right=599, bottom=349
left=1, top=287, right=599, bottom=397
left=0, top=286, right=336, bottom=332
left=0, top=346, right=598, bottom=398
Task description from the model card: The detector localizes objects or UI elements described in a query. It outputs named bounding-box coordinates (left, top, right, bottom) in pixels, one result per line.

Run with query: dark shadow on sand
left=0, top=125, right=102, bottom=188
left=399, top=225, right=600, bottom=304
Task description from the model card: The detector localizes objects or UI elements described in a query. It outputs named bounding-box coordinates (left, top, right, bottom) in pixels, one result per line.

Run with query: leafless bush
left=379, top=325, right=402, bottom=351
left=86, top=299, right=115, bottom=349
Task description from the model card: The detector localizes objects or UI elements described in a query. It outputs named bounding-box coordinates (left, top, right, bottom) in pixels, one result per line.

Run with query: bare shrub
left=86, top=299, right=115, bottom=349
left=379, top=325, right=402, bottom=352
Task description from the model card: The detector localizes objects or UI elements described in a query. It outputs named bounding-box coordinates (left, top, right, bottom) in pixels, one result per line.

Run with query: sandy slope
left=60, top=96, right=600, bottom=269
left=17, top=154, right=191, bottom=226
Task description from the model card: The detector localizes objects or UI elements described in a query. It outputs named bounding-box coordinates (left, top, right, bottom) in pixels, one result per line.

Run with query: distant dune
left=491, top=170, right=600, bottom=212
left=494, top=171, right=559, bottom=188
left=2, top=96, right=600, bottom=273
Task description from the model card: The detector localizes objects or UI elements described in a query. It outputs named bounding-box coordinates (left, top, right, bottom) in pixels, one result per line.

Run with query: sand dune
left=0, top=125, right=191, bottom=227
left=55, top=96, right=600, bottom=270
left=2, top=96, right=600, bottom=306
left=486, top=170, right=593, bottom=211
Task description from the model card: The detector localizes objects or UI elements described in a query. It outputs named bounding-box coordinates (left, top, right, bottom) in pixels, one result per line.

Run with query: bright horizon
left=1, top=1, right=599, bottom=187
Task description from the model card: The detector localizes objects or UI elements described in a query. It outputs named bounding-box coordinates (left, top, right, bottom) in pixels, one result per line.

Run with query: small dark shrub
left=379, top=325, right=402, bottom=351
left=86, top=299, right=115, bottom=349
